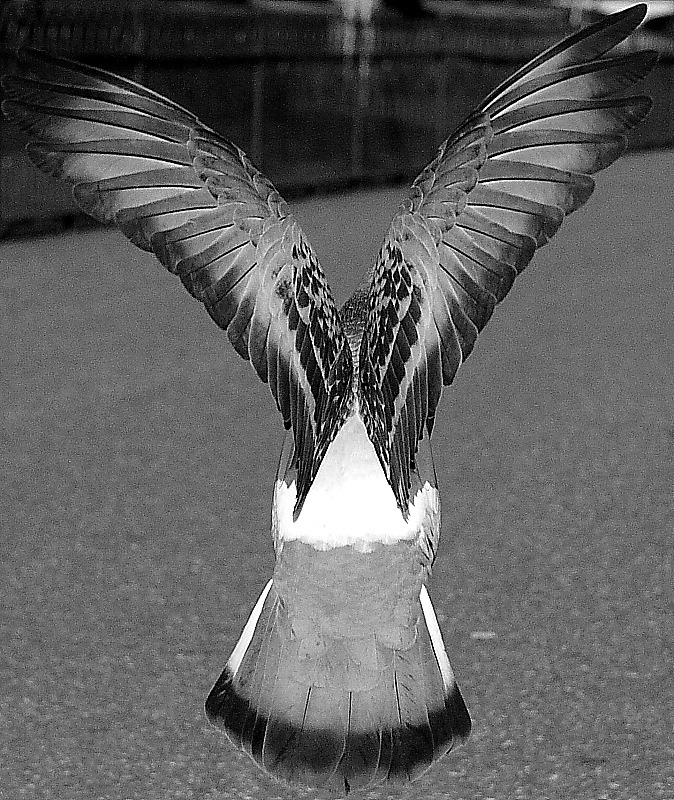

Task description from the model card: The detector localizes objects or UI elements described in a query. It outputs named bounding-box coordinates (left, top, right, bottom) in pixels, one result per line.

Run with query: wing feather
left=356, top=5, right=655, bottom=509
left=2, top=49, right=352, bottom=505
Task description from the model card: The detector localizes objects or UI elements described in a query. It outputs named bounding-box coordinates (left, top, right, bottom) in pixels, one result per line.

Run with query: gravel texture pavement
left=1, top=151, right=673, bottom=800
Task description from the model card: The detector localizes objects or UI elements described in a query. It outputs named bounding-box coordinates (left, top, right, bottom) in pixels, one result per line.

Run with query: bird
left=1, top=5, right=656, bottom=793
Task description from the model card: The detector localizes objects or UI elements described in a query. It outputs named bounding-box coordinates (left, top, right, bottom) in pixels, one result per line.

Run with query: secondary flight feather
left=1, top=5, right=656, bottom=793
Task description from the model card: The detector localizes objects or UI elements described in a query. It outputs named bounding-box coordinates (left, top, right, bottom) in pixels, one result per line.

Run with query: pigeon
left=1, top=5, right=656, bottom=793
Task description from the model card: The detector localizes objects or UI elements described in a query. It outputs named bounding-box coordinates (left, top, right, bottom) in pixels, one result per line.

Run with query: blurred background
left=1, top=0, right=673, bottom=234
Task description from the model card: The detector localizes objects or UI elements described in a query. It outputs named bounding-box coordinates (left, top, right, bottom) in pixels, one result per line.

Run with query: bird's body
left=213, top=419, right=462, bottom=792
left=274, top=411, right=437, bottom=551
left=1, top=6, right=656, bottom=793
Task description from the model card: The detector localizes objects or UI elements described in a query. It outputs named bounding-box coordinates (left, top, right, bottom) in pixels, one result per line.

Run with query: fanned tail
left=206, top=579, right=470, bottom=794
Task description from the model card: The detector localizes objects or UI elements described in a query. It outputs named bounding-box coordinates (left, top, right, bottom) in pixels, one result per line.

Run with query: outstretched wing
left=1, top=50, right=352, bottom=510
left=358, top=5, right=656, bottom=511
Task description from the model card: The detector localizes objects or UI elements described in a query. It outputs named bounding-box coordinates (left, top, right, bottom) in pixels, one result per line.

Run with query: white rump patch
left=420, top=584, right=455, bottom=691
left=226, top=579, right=273, bottom=677
left=274, top=414, right=439, bottom=551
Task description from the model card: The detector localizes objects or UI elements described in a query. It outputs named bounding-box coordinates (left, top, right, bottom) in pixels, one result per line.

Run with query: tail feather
left=339, top=690, right=388, bottom=791
left=419, top=621, right=460, bottom=762
left=278, top=685, right=349, bottom=785
left=263, top=679, right=350, bottom=786
left=213, top=579, right=273, bottom=751
left=206, top=580, right=471, bottom=793
left=245, top=603, right=284, bottom=762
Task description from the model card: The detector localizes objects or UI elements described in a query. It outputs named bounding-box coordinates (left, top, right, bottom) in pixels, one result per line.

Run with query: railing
left=1, top=0, right=672, bottom=234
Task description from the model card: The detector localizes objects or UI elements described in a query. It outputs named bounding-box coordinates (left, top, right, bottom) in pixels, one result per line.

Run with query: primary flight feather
left=1, top=5, right=656, bottom=793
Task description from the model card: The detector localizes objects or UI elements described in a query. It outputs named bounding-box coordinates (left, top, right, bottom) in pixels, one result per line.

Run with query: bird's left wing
left=1, top=50, right=352, bottom=510
left=357, top=5, right=656, bottom=512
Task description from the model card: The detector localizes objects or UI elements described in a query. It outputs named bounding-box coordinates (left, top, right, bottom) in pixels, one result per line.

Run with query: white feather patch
left=226, top=578, right=273, bottom=677
left=274, top=414, right=439, bottom=552
left=419, top=584, right=455, bottom=691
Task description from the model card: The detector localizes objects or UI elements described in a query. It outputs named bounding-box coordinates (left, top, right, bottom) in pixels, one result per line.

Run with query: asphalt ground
left=1, top=150, right=673, bottom=800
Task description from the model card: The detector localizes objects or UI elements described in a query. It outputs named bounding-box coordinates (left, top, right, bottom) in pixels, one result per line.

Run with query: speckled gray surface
left=1, top=151, right=672, bottom=800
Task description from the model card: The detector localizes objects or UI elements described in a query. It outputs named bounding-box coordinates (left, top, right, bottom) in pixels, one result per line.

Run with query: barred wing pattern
left=2, top=50, right=352, bottom=509
left=359, top=5, right=656, bottom=511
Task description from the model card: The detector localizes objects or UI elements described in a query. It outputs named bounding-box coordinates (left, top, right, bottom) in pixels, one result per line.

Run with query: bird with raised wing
left=1, top=5, right=656, bottom=793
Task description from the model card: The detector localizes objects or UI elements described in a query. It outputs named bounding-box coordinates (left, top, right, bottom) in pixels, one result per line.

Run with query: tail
left=205, top=580, right=470, bottom=793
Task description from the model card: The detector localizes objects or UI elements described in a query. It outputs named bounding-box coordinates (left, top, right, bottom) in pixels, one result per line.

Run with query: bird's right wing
left=2, top=50, right=353, bottom=510
left=357, top=5, right=656, bottom=511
